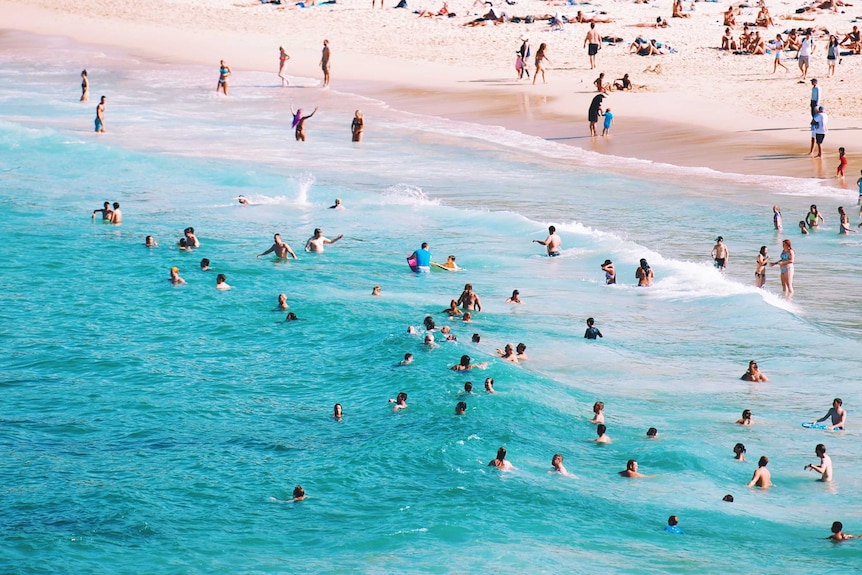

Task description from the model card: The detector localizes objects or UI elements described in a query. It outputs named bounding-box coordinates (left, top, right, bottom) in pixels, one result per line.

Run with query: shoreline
left=3, top=0, right=862, bottom=184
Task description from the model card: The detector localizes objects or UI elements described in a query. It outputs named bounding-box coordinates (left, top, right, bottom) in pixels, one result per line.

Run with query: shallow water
left=1, top=30, right=861, bottom=574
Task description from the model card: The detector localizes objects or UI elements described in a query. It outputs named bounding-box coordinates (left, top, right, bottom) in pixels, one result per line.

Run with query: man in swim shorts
left=94, top=96, right=106, bottom=133
left=320, top=40, right=331, bottom=88
left=91, top=201, right=112, bottom=221
left=711, top=236, right=729, bottom=271
left=747, top=456, right=772, bottom=488
left=410, top=242, right=431, bottom=272
left=110, top=202, right=122, bottom=224
left=258, top=233, right=298, bottom=259
left=304, top=227, right=343, bottom=253
left=533, top=225, right=561, bottom=256
left=584, top=23, right=602, bottom=69
left=810, top=398, right=846, bottom=430
left=456, top=283, right=482, bottom=312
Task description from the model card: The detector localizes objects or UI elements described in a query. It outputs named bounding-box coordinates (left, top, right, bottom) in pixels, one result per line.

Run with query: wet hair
left=832, top=521, right=843, bottom=533
left=216, top=274, right=226, bottom=283
left=397, top=392, right=408, bottom=403
left=593, top=401, right=604, bottom=413
left=552, top=453, right=563, bottom=464
left=403, top=353, right=413, bottom=360
left=113, top=202, right=120, bottom=209
left=460, top=355, right=471, bottom=366
left=742, top=409, right=752, bottom=419
left=646, top=427, right=657, bottom=437
left=759, top=245, right=767, bottom=255
left=201, top=258, right=210, bottom=267
left=424, top=316, right=435, bottom=330
left=333, top=403, right=342, bottom=415
left=456, top=401, right=467, bottom=414
left=597, top=424, right=607, bottom=436
left=286, top=312, right=298, bottom=321
left=668, top=516, right=678, bottom=526
left=834, top=398, right=843, bottom=406
left=548, top=225, right=556, bottom=233
left=516, top=343, right=526, bottom=353
left=496, top=447, right=507, bottom=460
left=293, top=485, right=304, bottom=498
left=626, top=459, right=637, bottom=470
left=758, top=456, right=769, bottom=467
left=723, top=494, right=734, bottom=502
left=464, top=381, right=473, bottom=392
left=816, top=443, right=826, bottom=454
left=639, top=258, right=650, bottom=271
left=179, top=238, right=188, bottom=248
left=484, top=377, right=494, bottom=390
left=472, top=333, right=481, bottom=343
left=734, top=442, right=746, bottom=454
left=586, top=317, right=595, bottom=326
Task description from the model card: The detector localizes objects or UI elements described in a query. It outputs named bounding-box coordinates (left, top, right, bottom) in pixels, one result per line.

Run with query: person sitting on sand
left=451, top=354, right=487, bottom=371
left=747, top=456, right=772, bottom=488
left=629, top=36, right=649, bottom=54
left=724, top=5, right=737, bottom=27
left=497, top=343, right=519, bottom=363
left=612, top=74, right=632, bottom=91
left=638, top=39, right=661, bottom=56
left=756, top=5, right=775, bottom=27
left=741, top=360, right=768, bottom=382
left=736, top=409, right=753, bottom=425
left=721, top=27, right=738, bottom=51
left=464, top=6, right=506, bottom=26
left=488, top=446, right=513, bottom=469
left=827, top=521, right=857, bottom=541
left=594, top=72, right=610, bottom=93
left=442, top=299, right=463, bottom=316
left=672, top=0, right=690, bottom=18
left=840, top=25, right=861, bottom=53
left=750, top=31, right=767, bottom=55
left=785, top=29, right=801, bottom=51
left=619, top=459, right=646, bottom=478
left=388, top=391, right=408, bottom=412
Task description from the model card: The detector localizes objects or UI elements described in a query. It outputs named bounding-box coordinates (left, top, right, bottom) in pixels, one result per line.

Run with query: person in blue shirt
left=602, top=107, right=614, bottom=136
left=664, top=515, right=684, bottom=534
left=584, top=317, right=603, bottom=339
left=410, top=242, right=432, bottom=272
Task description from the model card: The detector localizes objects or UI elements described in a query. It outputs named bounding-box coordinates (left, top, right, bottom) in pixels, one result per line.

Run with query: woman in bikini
left=80, top=70, right=89, bottom=102
left=838, top=206, right=857, bottom=234
left=278, top=47, right=291, bottom=87
left=770, top=239, right=795, bottom=295
left=532, top=43, right=550, bottom=85
left=755, top=246, right=768, bottom=288
left=351, top=110, right=364, bottom=142
left=290, top=105, right=318, bottom=141
left=217, top=60, right=231, bottom=95
left=805, top=204, right=824, bottom=228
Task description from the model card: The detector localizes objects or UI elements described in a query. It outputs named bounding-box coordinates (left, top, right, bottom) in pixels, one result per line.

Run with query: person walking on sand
left=291, top=106, right=318, bottom=142
left=711, top=236, right=729, bottom=271
left=755, top=246, right=768, bottom=288
left=532, top=43, right=550, bottom=85
left=770, top=35, right=788, bottom=73
left=798, top=34, right=813, bottom=80
left=518, top=35, right=531, bottom=80
left=320, top=40, right=331, bottom=88
left=217, top=60, right=231, bottom=95
left=584, top=23, right=601, bottom=69
left=351, top=110, right=364, bottom=142
left=80, top=70, right=89, bottom=102
left=278, top=47, right=291, bottom=87
left=770, top=238, right=795, bottom=296
left=94, top=95, right=106, bottom=133
left=827, top=35, right=839, bottom=77
left=812, top=106, right=827, bottom=158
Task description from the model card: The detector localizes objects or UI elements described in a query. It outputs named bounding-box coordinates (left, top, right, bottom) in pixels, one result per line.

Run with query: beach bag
left=525, top=15, right=534, bottom=23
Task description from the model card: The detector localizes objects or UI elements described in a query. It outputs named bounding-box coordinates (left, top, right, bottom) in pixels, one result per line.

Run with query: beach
left=2, top=1, right=862, bottom=573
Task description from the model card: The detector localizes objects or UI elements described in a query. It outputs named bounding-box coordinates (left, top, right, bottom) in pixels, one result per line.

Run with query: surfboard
left=431, top=262, right=463, bottom=272
left=406, top=255, right=418, bottom=272
left=801, top=422, right=842, bottom=430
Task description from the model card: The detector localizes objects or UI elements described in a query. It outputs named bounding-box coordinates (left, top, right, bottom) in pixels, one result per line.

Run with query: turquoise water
left=2, top=31, right=862, bottom=574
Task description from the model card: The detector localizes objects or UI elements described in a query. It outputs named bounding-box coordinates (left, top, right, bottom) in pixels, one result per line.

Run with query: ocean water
left=1, top=30, right=862, bottom=574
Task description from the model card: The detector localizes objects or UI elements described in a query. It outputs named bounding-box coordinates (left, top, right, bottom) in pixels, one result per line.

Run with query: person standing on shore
left=755, top=246, right=768, bottom=287
left=351, top=110, right=364, bottom=142
left=712, top=236, right=729, bottom=271
left=812, top=106, right=827, bottom=158
left=217, top=60, right=231, bottom=95
left=588, top=94, right=605, bottom=137
left=810, top=78, right=821, bottom=117
left=94, top=95, right=106, bottom=133
left=278, top=46, right=291, bottom=87
left=320, top=40, right=331, bottom=88
left=770, top=238, right=795, bottom=295
left=798, top=34, right=813, bottom=80
left=837, top=147, right=847, bottom=178
left=532, top=43, right=550, bottom=85
left=827, top=36, right=839, bottom=77
left=584, top=23, right=601, bottom=69
left=80, top=70, right=89, bottom=102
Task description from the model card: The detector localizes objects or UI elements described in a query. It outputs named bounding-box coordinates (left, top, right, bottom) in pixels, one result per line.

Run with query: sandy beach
left=4, top=0, right=862, bottom=179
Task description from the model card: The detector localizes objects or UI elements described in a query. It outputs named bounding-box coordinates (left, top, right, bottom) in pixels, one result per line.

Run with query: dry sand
left=3, top=0, right=862, bottom=179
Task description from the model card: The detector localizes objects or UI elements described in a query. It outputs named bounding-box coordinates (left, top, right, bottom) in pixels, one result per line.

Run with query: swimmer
left=506, top=290, right=522, bottom=304
left=215, top=273, right=231, bottom=290
left=755, top=246, right=768, bottom=288
left=827, top=521, right=857, bottom=541
left=238, top=195, right=249, bottom=205
left=601, top=259, right=616, bottom=284
left=496, top=343, right=519, bottom=363
left=463, top=381, right=473, bottom=393
left=200, top=258, right=210, bottom=271
left=636, top=258, right=654, bottom=286
left=584, top=317, right=603, bottom=339
left=488, top=447, right=513, bottom=470
left=810, top=398, right=846, bottom=430
left=799, top=221, right=809, bottom=234
left=442, top=299, right=463, bottom=316
left=94, top=95, right=106, bottom=133
left=351, top=110, right=364, bottom=142
left=533, top=225, right=562, bottom=257
left=484, top=377, right=495, bottom=393
left=333, top=403, right=343, bottom=420
left=456, top=284, right=482, bottom=312
left=472, top=333, right=481, bottom=344
left=371, top=285, right=381, bottom=296
left=806, top=204, right=824, bottom=228
left=741, top=360, right=768, bottom=382
left=305, top=228, right=343, bottom=253
left=399, top=353, right=414, bottom=365
left=733, top=443, right=746, bottom=462
left=515, top=343, right=528, bottom=361
left=145, top=235, right=158, bottom=248
left=723, top=494, right=734, bottom=502
left=407, top=325, right=418, bottom=335
left=595, top=423, right=611, bottom=444
left=183, top=227, right=200, bottom=248
left=440, top=326, right=456, bottom=341
left=736, top=409, right=753, bottom=425
left=285, top=312, right=299, bottom=321
left=804, top=443, right=833, bottom=481
left=451, top=354, right=487, bottom=371
left=276, top=294, right=289, bottom=310
left=290, top=105, right=318, bottom=142
left=169, top=266, right=186, bottom=285
left=455, top=401, right=467, bottom=415
left=291, top=485, right=305, bottom=502
left=665, top=516, right=684, bottom=534
left=110, top=202, right=122, bottom=224
left=590, top=401, right=605, bottom=424
left=329, top=198, right=344, bottom=210
left=551, top=453, right=572, bottom=476
left=424, top=333, right=436, bottom=347
left=747, top=456, right=772, bottom=488
left=388, top=391, right=408, bottom=412
left=439, top=255, right=461, bottom=271
left=646, top=427, right=658, bottom=438
left=838, top=206, right=857, bottom=234
left=258, top=233, right=297, bottom=259
left=712, top=236, right=729, bottom=271
left=619, top=459, right=645, bottom=478
left=178, top=238, right=191, bottom=251
left=462, top=312, right=472, bottom=323
left=424, top=316, right=436, bottom=331
left=773, top=205, right=783, bottom=230
left=91, top=201, right=112, bottom=221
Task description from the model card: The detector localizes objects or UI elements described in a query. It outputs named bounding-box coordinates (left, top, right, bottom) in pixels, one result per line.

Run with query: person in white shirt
left=812, top=106, right=828, bottom=157
left=798, top=35, right=814, bottom=79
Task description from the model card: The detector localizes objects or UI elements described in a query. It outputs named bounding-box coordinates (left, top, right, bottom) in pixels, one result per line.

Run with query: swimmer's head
left=723, top=494, right=734, bottom=502
left=834, top=398, right=843, bottom=407
left=424, top=316, right=435, bottom=330
left=668, top=516, right=678, bottom=527
left=597, top=424, right=607, bottom=436
left=146, top=235, right=154, bottom=246
left=516, top=343, right=526, bottom=353
left=758, top=456, right=769, bottom=467
left=424, top=334, right=435, bottom=344
left=455, top=401, right=467, bottom=415
left=372, top=285, right=381, bottom=295
left=734, top=442, right=746, bottom=455
left=552, top=453, right=563, bottom=466
left=586, top=317, right=595, bottom=326
left=333, top=403, right=342, bottom=416
left=286, top=312, right=298, bottom=321
left=462, top=313, right=471, bottom=321
left=200, top=258, right=210, bottom=269
left=472, top=333, right=481, bottom=343
left=335, top=198, right=341, bottom=205
left=593, top=401, right=604, bottom=413
left=216, top=273, right=226, bottom=284
left=646, top=427, right=657, bottom=437
left=627, top=459, right=637, bottom=471
left=742, top=409, right=752, bottom=420
left=460, top=355, right=471, bottom=366
left=464, top=381, right=473, bottom=392
left=171, top=266, right=179, bottom=273
left=447, top=255, right=456, bottom=262
left=816, top=444, right=826, bottom=456
left=403, top=353, right=413, bottom=361
left=293, top=485, right=304, bottom=499
left=496, top=447, right=507, bottom=460
left=548, top=225, right=556, bottom=234
left=832, top=521, right=844, bottom=533
left=397, top=392, right=407, bottom=403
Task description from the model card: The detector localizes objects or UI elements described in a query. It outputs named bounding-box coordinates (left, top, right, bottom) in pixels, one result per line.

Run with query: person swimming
left=389, top=391, right=408, bottom=412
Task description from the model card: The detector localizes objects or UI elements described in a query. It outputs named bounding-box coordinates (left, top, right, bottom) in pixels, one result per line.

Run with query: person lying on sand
left=629, top=16, right=669, bottom=28
left=575, top=10, right=615, bottom=23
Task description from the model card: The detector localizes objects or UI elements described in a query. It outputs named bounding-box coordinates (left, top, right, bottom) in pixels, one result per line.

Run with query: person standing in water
left=94, top=96, right=106, bottom=133
left=747, top=456, right=772, bottom=488
left=533, top=225, right=561, bottom=256
left=838, top=207, right=856, bottom=234
left=636, top=258, right=654, bottom=286
left=304, top=228, right=344, bottom=253
left=291, top=106, right=318, bottom=142
left=601, top=259, right=616, bottom=284
left=217, top=60, right=231, bottom=95
left=80, top=70, right=89, bottom=102
left=773, top=205, right=783, bottom=230
left=320, top=40, right=331, bottom=88
left=258, top=233, right=298, bottom=260
left=351, top=110, right=364, bottom=142
left=712, top=236, right=729, bottom=271
left=770, top=238, right=795, bottom=295
left=755, top=246, right=768, bottom=288
left=810, top=398, right=846, bottom=430
left=804, top=444, right=833, bottom=482
left=278, top=47, right=291, bottom=87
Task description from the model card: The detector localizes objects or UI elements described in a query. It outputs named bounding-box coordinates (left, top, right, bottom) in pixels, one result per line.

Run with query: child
left=515, top=53, right=525, bottom=80
left=602, top=107, right=614, bottom=136
left=584, top=317, right=603, bottom=339
left=837, top=147, right=848, bottom=177
left=665, top=515, right=684, bottom=534
left=799, top=220, right=809, bottom=235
